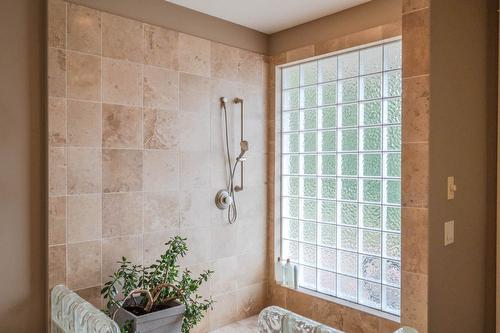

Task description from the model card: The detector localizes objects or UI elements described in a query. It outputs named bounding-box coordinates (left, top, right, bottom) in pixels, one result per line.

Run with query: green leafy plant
left=101, top=236, right=214, bottom=333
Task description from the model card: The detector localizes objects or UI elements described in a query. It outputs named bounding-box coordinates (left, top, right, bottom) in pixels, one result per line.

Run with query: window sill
left=279, top=284, right=401, bottom=324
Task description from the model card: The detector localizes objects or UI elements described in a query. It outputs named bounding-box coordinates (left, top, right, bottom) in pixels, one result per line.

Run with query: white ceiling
left=166, top=0, right=371, bottom=34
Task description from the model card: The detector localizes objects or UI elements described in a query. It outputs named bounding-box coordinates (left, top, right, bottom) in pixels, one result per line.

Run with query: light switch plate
left=444, top=220, right=454, bottom=246
left=447, top=176, right=457, bottom=200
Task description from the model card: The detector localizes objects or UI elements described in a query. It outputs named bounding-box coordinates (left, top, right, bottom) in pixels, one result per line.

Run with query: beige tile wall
left=47, top=1, right=268, bottom=331
left=265, top=18, right=432, bottom=333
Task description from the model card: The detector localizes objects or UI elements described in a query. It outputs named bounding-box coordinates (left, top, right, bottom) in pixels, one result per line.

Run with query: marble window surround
left=267, top=2, right=429, bottom=332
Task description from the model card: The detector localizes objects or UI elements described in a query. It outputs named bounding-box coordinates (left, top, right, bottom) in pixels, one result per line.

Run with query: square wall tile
left=143, top=230, right=179, bottom=265
left=102, top=104, right=142, bottom=148
left=48, top=0, right=66, bottom=48
left=178, top=227, right=212, bottom=267
left=67, top=240, right=101, bottom=290
left=236, top=282, right=266, bottom=319
left=237, top=252, right=266, bottom=288
left=210, top=291, right=239, bottom=330
left=178, top=33, right=210, bottom=77
left=103, top=192, right=143, bottom=237
left=67, top=100, right=101, bottom=147
left=143, top=109, right=179, bottom=150
left=179, top=73, right=210, bottom=113
left=144, top=192, right=180, bottom=232
left=67, top=147, right=101, bottom=194
left=67, top=51, right=101, bottom=101
left=402, top=9, right=430, bottom=78
left=402, top=143, right=428, bottom=208
left=143, top=66, right=179, bottom=110
left=102, top=58, right=142, bottom=106
left=402, top=208, right=428, bottom=274
left=402, top=75, right=429, bottom=143
left=49, top=245, right=66, bottom=288
left=48, top=97, right=66, bottom=146
left=49, top=147, right=67, bottom=196
left=143, top=150, right=179, bottom=192
left=75, top=286, right=102, bottom=309
left=49, top=196, right=66, bottom=245
left=211, top=42, right=239, bottom=81
left=178, top=112, right=210, bottom=152
left=144, top=24, right=178, bottom=70
left=67, top=194, right=102, bottom=243
left=179, top=189, right=212, bottom=228
left=102, top=235, right=143, bottom=282
left=403, top=0, right=430, bottom=14
left=67, top=4, right=101, bottom=55
left=102, top=149, right=143, bottom=193
left=179, top=151, right=210, bottom=189
left=238, top=50, right=264, bottom=86
left=211, top=256, right=238, bottom=295
left=48, top=48, right=66, bottom=97
left=102, top=12, right=143, bottom=62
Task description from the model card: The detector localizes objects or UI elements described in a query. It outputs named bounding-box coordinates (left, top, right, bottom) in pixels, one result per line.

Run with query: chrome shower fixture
left=215, top=96, right=249, bottom=224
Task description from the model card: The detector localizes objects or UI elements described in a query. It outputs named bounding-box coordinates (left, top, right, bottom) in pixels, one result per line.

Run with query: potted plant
left=101, top=236, right=214, bottom=333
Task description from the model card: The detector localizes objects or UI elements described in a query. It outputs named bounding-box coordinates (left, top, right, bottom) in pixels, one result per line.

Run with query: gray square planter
left=113, top=299, right=186, bottom=333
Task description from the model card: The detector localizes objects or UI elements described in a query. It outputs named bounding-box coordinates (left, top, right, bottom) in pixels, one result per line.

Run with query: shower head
left=236, top=140, right=249, bottom=161
left=220, top=97, right=228, bottom=106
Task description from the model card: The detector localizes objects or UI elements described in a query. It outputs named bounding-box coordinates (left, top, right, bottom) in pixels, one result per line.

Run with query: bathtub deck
left=210, top=315, right=258, bottom=332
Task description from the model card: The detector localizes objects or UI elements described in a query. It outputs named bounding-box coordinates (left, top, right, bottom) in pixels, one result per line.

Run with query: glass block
left=318, top=246, right=336, bottom=271
left=283, top=111, right=299, bottom=132
left=319, top=200, right=336, bottom=223
left=360, top=229, right=382, bottom=255
left=319, top=107, right=336, bottom=129
left=338, top=78, right=358, bottom=103
left=384, top=70, right=402, bottom=97
left=299, top=265, right=317, bottom=290
left=340, top=129, right=358, bottom=151
left=282, top=154, right=299, bottom=175
left=384, top=126, right=401, bottom=151
left=283, top=133, right=299, bottom=153
left=339, top=178, right=358, bottom=201
left=301, top=199, right=317, bottom=220
left=318, top=223, right=336, bottom=247
left=320, top=178, right=336, bottom=199
left=382, top=285, right=401, bottom=315
left=384, top=41, right=402, bottom=71
left=301, top=177, right=317, bottom=198
left=283, top=65, right=300, bottom=89
left=360, top=74, right=382, bottom=100
left=300, top=61, right=318, bottom=86
left=283, top=89, right=299, bottom=110
left=339, top=202, right=358, bottom=226
left=339, top=154, right=358, bottom=176
left=301, top=155, right=317, bottom=175
left=384, top=152, right=401, bottom=178
left=359, top=280, right=382, bottom=309
left=283, top=218, right=299, bottom=240
left=362, top=179, right=381, bottom=203
left=359, top=254, right=381, bottom=282
left=361, top=204, right=382, bottom=229
left=337, top=250, right=358, bottom=276
left=300, top=221, right=317, bottom=243
left=299, top=243, right=317, bottom=266
left=282, top=197, right=299, bottom=219
left=337, top=274, right=358, bottom=303
left=300, top=86, right=318, bottom=108
left=383, top=232, right=401, bottom=259
left=361, top=153, right=381, bottom=177
left=317, top=270, right=336, bottom=296
left=300, top=132, right=317, bottom=153
left=360, top=45, right=383, bottom=75
left=338, top=226, right=358, bottom=251
left=319, top=57, right=337, bottom=82
left=301, top=108, right=317, bottom=130
left=339, top=104, right=358, bottom=127
left=383, top=259, right=401, bottom=287
left=361, top=127, right=382, bottom=151
left=360, top=101, right=382, bottom=126
left=384, top=98, right=402, bottom=124
left=320, top=154, right=336, bottom=176
left=318, top=82, right=337, bottom=106
left=282, top=239, right=298, bottom=262
left=384, top=206, right=401, bottom=232
left=282, top=176, right=299, bottom=196
left=384, top=179, right=401, bottom=205
left=338, top=52, right=359, bottom=79
left=319, top=130, right=336, bottom=152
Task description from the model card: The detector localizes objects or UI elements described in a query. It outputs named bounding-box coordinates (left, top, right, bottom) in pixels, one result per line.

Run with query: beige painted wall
left=429, top=0, right=498, bottom=332
left=0, top=0, right=47, bottom=332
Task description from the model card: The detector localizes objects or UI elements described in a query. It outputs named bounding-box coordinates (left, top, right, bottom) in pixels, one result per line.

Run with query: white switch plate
left=447, top=176, right=457, bottom=200
left=444, top=220, right=454, bottom=246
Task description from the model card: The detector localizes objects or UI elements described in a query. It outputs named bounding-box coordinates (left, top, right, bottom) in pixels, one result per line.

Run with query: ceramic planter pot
left=114, top=299, right=186, bottom=333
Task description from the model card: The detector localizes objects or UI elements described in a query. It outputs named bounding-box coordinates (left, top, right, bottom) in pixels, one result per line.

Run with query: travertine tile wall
left=47, top=1, right=268, bottom=331
left=265, top=15, right=430, bottom=332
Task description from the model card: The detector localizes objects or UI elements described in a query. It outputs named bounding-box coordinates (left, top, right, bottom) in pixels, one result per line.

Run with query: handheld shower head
left=236, top=140, right=249, bottom=161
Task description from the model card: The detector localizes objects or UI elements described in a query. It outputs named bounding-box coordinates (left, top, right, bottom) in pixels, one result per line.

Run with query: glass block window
left=280, top=39, right=402, bottom=316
